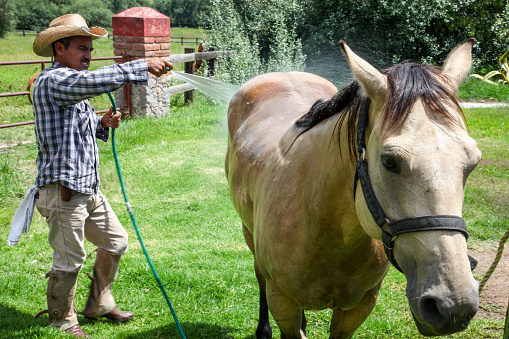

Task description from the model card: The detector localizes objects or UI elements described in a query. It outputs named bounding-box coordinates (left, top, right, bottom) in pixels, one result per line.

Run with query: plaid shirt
left=34, top=60, right=148, bottom=194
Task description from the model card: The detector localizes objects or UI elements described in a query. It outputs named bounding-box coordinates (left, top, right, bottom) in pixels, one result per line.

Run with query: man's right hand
left=146, top=58, right=173, bottom=77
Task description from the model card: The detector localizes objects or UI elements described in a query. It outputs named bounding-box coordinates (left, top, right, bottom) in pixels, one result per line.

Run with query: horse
left=225, top=39, right=481, bottom=338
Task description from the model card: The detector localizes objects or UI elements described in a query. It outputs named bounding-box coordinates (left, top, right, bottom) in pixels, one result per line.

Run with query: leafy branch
left=470, top=50, right=509, bottom=85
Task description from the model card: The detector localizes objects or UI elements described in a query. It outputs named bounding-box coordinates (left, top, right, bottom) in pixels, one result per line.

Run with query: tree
left=0, top=0, right=14, bottom=38
left=14, top=0, right=61, bottom=31
left=206, top=0, right=305, bottom=84
left=297, top=0, right=509, bottom=74
left=104, top=0, right=154, bottom=15
left=66, top=0, right=114, bottom=28
left=153, top=0, right=208, bottom=27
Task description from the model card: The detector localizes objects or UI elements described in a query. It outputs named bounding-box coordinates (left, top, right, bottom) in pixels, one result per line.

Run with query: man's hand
left=101, top=106, right=122, bottom=129
left=146, top=57, right=174, bottom=77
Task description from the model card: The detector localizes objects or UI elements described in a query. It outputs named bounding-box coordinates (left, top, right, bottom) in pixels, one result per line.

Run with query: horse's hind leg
left=243, top=225, right=273, bottom=338
left=328, top=282, right=382, bottom=339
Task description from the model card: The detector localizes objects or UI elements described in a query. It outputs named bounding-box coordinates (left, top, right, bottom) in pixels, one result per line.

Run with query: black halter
left=353, top=98, right=470, bottom=273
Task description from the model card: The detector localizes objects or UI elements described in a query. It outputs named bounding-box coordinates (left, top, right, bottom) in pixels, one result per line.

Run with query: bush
left=205, top=0, right=305, bottom=85
left=0, top=0, right=14, bottom=38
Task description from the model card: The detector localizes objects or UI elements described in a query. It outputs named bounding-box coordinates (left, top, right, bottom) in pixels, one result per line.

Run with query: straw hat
left=33, top=14, right=108, bottom=57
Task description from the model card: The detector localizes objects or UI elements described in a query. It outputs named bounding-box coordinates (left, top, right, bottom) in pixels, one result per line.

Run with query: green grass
left=460, top=76, right=509, bottom=102
left=1, top=30, right=508, bottom=338
left=1, top=92, right=507, bottom=338
left=463, top=107, right=509, bottom=242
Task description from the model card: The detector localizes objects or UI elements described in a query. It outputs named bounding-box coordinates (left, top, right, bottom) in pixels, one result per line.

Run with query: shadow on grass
left=121, top=321, right=255, bottom=339
left=0, top=302, right=260, bottom=338
left=0, top=303, right=49, bottom=336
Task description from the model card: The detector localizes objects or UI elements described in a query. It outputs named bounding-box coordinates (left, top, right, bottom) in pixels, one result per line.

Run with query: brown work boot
left=81, top=249, right=133, bottom=321
left=101, top=307, right=134, bottom=322
left=65, top=324, right=90, bottom=338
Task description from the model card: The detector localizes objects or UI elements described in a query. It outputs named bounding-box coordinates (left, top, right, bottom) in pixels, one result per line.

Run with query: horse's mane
left=294, top=62, right=463, bottom=158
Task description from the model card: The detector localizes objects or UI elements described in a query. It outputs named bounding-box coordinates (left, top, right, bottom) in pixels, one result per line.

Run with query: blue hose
left=107, top=92, right=186, bottom=339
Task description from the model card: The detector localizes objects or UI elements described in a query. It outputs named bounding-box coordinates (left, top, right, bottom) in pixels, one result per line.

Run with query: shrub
left=205, top=0, right=305, bottom=85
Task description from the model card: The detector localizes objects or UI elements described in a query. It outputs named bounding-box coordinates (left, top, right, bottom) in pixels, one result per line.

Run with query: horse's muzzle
left=409, top=287, right=478, bottom=336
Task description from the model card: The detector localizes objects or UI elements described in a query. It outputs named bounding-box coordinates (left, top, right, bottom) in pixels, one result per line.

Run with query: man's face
left=55, top=36, right=94, bottom=71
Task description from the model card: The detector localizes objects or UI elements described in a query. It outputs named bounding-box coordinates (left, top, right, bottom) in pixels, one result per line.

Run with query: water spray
left=170, top=70, right=239, bottom=103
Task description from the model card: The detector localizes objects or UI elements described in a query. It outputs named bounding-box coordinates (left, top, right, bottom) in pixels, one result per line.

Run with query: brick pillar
left=112, top=7, right=171, bottom=117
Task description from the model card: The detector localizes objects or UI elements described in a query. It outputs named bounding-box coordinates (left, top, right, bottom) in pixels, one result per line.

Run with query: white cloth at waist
left=7, top=185, right=38, bottom=246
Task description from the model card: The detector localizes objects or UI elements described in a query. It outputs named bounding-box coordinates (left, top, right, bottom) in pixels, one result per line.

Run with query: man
left=30, top=13, right=173, bottom=338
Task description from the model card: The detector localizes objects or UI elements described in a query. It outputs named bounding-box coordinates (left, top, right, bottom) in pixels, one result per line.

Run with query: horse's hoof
left=256, top=324, right=273, bottom=339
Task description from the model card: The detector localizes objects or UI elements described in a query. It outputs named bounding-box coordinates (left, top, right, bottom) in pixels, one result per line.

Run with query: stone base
left=115, top=74, right=171, bottom=117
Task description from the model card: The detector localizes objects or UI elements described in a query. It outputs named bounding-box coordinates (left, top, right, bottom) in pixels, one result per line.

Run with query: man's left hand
left=101, top=106, right=122, bottom=128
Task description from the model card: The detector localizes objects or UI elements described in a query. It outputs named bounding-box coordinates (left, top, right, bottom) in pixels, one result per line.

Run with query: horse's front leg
left=266, top=280, right=307, bottom=339
left=329, top=282, right=382, bottom=339
left=255, top=262, right=273, bottom=338
left=243, top=225, right=273, bottom=338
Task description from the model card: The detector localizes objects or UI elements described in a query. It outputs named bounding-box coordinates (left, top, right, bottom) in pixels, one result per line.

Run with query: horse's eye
left=381, top=156, right=399, bottom=173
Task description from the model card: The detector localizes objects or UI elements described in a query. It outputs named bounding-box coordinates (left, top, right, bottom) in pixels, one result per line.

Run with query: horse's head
left=341, top=39, right=481, bottom=336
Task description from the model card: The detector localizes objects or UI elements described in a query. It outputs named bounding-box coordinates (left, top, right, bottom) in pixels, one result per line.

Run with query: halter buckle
left=358, top=147, right=366, bottom=161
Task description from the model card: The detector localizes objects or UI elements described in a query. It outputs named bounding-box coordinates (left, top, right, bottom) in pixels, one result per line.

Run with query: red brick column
left=112, top=7, right=171, bottom=117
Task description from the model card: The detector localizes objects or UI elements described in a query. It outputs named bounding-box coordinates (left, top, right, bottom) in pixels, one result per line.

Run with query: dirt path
left=0, top=140, right=33, bottom=150
left=470, top=244, right=509, bottom=319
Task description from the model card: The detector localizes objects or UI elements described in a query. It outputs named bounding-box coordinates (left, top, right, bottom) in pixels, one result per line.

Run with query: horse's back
left=227, top=72, right=337, bottom=141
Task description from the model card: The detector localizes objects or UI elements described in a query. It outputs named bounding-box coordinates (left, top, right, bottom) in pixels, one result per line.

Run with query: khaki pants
left=35, top=183, right=128, bottom=273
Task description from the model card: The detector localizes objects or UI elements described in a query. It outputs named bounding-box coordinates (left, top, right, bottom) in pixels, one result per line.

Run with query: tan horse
left=225, top=39, right=481, bottom=338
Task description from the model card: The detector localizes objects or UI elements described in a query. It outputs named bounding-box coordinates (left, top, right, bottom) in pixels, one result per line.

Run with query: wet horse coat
left=225, top=39, right=480, bottom=338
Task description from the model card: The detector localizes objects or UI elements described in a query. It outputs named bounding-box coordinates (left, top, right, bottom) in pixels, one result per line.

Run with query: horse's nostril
left=419, top=296, right=449, bottom=328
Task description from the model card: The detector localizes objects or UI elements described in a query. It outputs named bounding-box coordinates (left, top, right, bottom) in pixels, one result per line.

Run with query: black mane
left=294, top=62, right=462, bottom=158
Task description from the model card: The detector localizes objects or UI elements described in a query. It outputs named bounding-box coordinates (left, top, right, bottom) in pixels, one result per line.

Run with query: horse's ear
left=339, top=40, right=387, bottom=101
left=441, top=38, right=476, bottom=92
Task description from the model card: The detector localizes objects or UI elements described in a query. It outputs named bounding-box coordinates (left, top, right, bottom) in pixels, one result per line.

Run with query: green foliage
left=9, top=0, right=207, bottom=31
left=11, top=0, right=155, bottom=31
left=471, top=50, right=509, bottom=85
left=153, top=0, right=210, bottom=27
left=206, top=0, right=305, bottom=84
left=103, top=0, right=153, bottom=14
left=66, top=0, right=114, bottom=28
left=0, top=0, right=14, bottom=38
left=298, top=0, right=509, bottom=75
left=14, top=0, right=61, bottom=31
left=205, top=0, right=262, bottom=84
left=266, top=16, right=305, bottom=73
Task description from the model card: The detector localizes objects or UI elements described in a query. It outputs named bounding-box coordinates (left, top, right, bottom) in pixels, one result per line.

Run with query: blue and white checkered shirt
left=33, top=59, right=148, bottom=194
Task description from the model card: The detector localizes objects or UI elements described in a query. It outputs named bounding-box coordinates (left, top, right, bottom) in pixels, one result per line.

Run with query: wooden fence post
left=208, top=46, right=216, bottom=77
left=184, top=47, right=195, bottom=104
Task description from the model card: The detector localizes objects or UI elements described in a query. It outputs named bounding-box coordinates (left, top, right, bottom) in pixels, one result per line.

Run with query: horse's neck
left=282, top=113, right=360, bottom=233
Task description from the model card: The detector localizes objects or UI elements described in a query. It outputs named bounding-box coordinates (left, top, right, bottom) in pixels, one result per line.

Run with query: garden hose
left=107, top=92, right=186, bottom=339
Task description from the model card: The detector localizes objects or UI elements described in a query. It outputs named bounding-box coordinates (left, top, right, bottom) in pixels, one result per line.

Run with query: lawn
left=0, top=30, right=508, bottom=338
